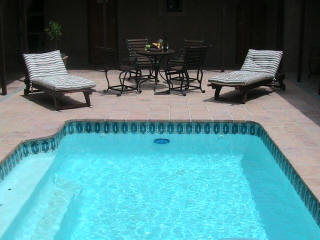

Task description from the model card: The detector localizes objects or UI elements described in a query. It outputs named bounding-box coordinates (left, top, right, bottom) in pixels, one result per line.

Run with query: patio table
left=136, top=49, right=175, bottom=93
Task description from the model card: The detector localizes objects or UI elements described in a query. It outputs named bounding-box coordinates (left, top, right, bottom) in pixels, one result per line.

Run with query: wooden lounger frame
left=24, top=76, right=93, bottom=111
left=208, top=73, right=286, bottom=104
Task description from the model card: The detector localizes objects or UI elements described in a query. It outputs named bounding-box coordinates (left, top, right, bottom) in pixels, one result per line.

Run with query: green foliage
left=44, top=21, right=62, bottom=41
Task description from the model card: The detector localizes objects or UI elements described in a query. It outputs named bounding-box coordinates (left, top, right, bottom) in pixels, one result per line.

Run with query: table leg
left=153, top=57, right=159, bottom=92
left=153, top=55, right=171, bottom=95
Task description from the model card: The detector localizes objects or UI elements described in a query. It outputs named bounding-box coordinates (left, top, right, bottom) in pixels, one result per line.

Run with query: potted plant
left=44, top=20, right=68, bottom=66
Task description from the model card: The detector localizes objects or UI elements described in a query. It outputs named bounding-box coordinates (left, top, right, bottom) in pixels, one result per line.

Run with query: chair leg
left=180, top=73, right=186, bottom=96
left=120, top=72, right=128, bottom=96
left=135, top=70, right=139, bottom=86
left=83, top=92, right=91, bottom=107
left=164, top=70, right=171, bottom=94
left=132, top=70, right=141, bottom=93
left=136, top=76, right=141, bottom=94
left=197, top=70, right=205, bottom=93
left=214, top=86, right=222, bottom=100
left=184, top=72, right=190, bottom=90
left=137, top=70, right=143, bottom=93
left=105, top=70, right=111, bottom=92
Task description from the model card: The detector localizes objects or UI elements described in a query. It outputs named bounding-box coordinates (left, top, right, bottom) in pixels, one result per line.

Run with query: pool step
left=30, top=177, right=81, bottom=240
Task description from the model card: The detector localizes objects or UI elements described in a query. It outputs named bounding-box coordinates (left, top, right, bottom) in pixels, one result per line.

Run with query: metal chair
left=168, top=39, right=205, bottom=66
left=126, top=38, right=154, bottom=86
left=103, top=48, right=141, bottom=96
left=164, top=46, right=208, bottom=96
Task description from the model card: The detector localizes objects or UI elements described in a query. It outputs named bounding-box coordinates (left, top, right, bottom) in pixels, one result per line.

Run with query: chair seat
left=118, top=64, right=136, bottom=72
left=208, top=71, right=274, bottom=86
left=32, top=74, right=96, bottom=91
left=168, top=57, right=184, bottom=65
left=167, top=65, right=184, bottom=72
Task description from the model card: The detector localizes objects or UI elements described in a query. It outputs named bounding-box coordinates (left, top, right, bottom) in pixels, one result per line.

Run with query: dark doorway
left=87, top=0, right=118, bottom=65
left=236, top=0, right=268, bottom=65
left=27, top=0, right=45, bottom=53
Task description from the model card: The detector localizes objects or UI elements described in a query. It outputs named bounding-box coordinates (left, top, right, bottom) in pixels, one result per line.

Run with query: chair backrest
left=184, top=39, right=205, bottom=48
left=184, top=46, right=208, bottom=70
left=241, top=49, right=283, bottom=76
left=126, top=38, right=152, bottom=68
left=126, top=38, right=148, bottom=56
left=23, top=50, right=67, bottom=81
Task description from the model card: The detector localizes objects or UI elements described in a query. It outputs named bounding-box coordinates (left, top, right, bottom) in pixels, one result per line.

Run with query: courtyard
left=0, top=69, right=320, bottom=203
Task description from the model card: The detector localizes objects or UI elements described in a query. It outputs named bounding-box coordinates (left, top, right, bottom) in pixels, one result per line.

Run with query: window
left=166, top=0, right=183, bottom=12
left=159, top=0, right=186, bottom=16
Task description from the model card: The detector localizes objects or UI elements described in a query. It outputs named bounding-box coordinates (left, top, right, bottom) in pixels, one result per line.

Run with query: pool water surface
left=1, top=125, right=320, bottom=240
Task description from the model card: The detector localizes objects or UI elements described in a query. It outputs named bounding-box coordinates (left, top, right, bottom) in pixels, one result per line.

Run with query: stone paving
left=1, top=69, right=320, bottom=201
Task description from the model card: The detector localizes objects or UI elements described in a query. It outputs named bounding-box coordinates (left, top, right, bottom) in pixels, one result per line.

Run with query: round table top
left=136, top=49, right=175, bottom=56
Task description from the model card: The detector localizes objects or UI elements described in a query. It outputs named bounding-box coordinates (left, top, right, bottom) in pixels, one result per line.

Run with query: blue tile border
left=0, top=120, right=319, bottom=226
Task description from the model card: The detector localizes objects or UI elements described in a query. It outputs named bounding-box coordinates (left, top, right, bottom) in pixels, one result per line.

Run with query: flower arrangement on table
left=145, top=38, right=168, bottom=52
left=145, top=43, right=162, bottom=52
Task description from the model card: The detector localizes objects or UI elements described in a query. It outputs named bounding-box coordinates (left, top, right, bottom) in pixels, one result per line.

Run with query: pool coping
left=0, top=119, right=320, bottom=227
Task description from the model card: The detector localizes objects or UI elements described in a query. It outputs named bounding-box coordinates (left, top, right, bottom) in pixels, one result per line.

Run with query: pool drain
left=154, top=138, right=170, bottom=144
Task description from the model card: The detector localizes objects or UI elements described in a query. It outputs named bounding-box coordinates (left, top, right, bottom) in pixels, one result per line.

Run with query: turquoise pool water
left=2, top=132, right=320, bottom=240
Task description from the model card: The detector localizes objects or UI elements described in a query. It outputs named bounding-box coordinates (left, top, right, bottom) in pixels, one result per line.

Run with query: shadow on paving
left=203, top=87, right=273, bottom=105
left=22, top=93, right=89, bottom=111
left=275, top=81, right=320, bottom=127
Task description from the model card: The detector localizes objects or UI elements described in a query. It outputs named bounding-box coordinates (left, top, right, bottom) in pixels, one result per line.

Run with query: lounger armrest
left=275, top=73, right=285, bottom=82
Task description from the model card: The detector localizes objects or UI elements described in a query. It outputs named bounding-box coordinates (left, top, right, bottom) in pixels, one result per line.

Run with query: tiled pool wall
left=0, top=120, right=319, bottom=226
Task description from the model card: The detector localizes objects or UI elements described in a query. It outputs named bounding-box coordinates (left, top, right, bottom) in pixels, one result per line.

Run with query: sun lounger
left=23, top=50, right=96, bottom=110
left=208, top=49, right=285, bottom=103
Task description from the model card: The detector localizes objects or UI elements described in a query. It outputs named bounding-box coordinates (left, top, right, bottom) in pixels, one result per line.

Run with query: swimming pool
left=0, top=121, right=319, bottom=240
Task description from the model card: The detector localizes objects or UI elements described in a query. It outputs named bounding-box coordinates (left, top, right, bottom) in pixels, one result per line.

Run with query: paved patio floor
left=1, top=69, right=320, bottom=201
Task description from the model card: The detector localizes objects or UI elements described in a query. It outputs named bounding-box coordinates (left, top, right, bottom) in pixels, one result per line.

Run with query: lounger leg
left=214, top=86, right=222, bottom=100
left=241, top=90, right=248, bottom=104
left=83, top=92, right=91, bottom=107
left=52, top=94, right=59, bottom=111
left=24, top=77, right=30, bottom=95
left=279, top=74, right=286, bottom=91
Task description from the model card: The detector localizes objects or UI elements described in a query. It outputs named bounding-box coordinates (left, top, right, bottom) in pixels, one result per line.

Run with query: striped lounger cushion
left=209, top=49, right=283, bottom=86
left=23, top=50, right=96, bottom=91
left=208, top=71, right=274, bottom=86
left=30, top=75, right=96, bottom=91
